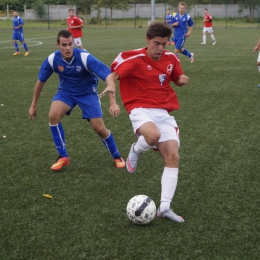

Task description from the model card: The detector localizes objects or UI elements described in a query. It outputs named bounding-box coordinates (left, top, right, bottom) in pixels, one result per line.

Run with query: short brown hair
left=68, top=8, right=74, bottom=12
left=57, top=30, right=73, bottom=44
left=146, top=21, right=172, bottom=40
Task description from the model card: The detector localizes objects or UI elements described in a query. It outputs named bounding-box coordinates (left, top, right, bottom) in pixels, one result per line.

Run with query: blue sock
left=49, top=123, right=68, bottom=157
left=182, top=49, right=191, bottom=58
left=102, top=132, right=121, bottom=159
left=23, top=43, right=28, bottom=52
left=14, top=42, right=19, bottom=52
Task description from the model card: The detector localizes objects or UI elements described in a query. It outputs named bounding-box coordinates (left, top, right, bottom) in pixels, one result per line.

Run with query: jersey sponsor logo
left=76, top=66, right=82, bottom=72
left=167, top=64, right=173, bottom=74
left=147, top=65, right=152, bottom=70
left=159, top=74, right=166, bottom=86
left=58, top=66, right=64, bottom=72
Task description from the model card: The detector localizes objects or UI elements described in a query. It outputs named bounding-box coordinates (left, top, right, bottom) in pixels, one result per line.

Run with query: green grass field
left=1, top=27, right=260, bottom=259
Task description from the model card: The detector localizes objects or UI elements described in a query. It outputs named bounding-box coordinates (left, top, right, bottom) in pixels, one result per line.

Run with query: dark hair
left=146, top=21, right=172, bottom=40
left=57, top=30, right=73, bottom=44
left=204, top=8, right=208, bottom=11
left=68, top=8, right=74, bottom=12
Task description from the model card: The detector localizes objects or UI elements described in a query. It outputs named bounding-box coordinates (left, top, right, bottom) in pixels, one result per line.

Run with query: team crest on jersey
left=167, top=64, right=173, bottom=75
left=76, top=66, right=82, bottom=72
left=58, top=66, right=64, bottom=72
left=159, top=74, right=166, bottom=86
left=147, top=65, right=152, bottom=70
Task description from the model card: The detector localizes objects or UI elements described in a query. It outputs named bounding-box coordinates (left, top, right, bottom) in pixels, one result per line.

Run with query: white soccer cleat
left=200, top=42, right=206, bottom=45
left=212, top=41, right=216, bottom=45
left=126, top=143, right=141, bottom=173
left=157, top=208, right=184, bottom=223
left=190, top=53, right=194, bottom=63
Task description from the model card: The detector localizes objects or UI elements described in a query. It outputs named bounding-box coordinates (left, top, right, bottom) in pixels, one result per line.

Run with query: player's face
left=13, top=11, right=18, bottom=17
left=69, top=11, right=75, bottom=17
left=166, top=10, right=170, bottom=15
left=204, top=10, right=208, bottom=15
left=178, top=5, right=186, bottom=15
left=146, top=36, right=168, bottom=61
left=57, top=36, right=74, bottom=60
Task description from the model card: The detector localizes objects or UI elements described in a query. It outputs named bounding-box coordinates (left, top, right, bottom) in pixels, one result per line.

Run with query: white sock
left=160, top=167, right=178, bottom=211
left=258, top=66, right=260, bottom=72
left=133, top=135, right=151, bottom=155
left=211, top=34, right=216, bottom=42
left=203, top=35, right=206, bottom=43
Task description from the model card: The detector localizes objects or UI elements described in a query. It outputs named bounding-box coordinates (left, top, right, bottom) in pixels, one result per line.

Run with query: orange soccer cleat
left=114, top=157, right=126, bottom=168
left=51, top=156, right=70, bottom=171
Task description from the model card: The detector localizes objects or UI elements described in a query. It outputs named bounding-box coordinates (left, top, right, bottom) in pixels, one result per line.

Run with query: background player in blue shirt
left=172, top=2, right=194, bottom=63
left=12, top=11, right=29, bottom=56
left=165, top=9, right=174, bottom=45
left=29, top=30, right=125, bottom=171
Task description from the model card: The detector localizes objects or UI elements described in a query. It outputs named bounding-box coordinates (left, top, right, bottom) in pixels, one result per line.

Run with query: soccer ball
left=126, top=195, right=156, bottom=225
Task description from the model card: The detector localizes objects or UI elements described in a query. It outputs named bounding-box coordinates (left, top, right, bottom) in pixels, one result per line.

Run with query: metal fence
left=1, top=1, right=260, bottom=29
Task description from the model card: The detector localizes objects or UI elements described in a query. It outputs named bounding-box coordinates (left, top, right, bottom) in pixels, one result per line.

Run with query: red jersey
left=111, top=48, right=184, bottom=114
left=204, top=13, right=212, bottom=27
left=67, top=16, right=83, bottom=38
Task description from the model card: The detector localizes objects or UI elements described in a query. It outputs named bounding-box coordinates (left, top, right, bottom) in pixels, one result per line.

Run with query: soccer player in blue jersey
left=12, top=11, right=29, bottom=56
left=29, top=30, right=125, bottom=171
left=165, top=9, right=174, bottom=45
left=171, top=2, right=194, bottom=63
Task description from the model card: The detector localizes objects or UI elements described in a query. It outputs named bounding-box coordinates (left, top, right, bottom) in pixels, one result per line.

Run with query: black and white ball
left=126, top=195, right=156, bottom=225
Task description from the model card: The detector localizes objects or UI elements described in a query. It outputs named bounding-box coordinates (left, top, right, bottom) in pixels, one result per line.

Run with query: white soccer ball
left=126, top=195, right=156, bottom=225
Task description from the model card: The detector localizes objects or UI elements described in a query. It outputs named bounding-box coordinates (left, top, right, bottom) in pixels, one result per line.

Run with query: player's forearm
left=31, top=80, right=45, bottom=107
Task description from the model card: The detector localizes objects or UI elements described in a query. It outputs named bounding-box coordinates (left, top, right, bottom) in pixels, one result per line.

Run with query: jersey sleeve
left=84, top=54, right=110, bottom=81
left=170, top=56, right=184, bottom=84
left=187, top=16, right=194, bottom=27
left=38, top=58, right=54, bottom=82
left=74, top=17, right=83, bottom=25
left=111, top=52, right=135, bottom=78
left=19, top=17, right=24, bottom=25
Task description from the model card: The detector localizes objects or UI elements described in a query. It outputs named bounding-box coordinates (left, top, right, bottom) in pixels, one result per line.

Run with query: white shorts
left=74, top=37, right=82, bottom=47
left=203, top=27, right=213, bottom=33
left=129, top=108, right=180, bottom=147
left=257, top=52, right=260, bottom=62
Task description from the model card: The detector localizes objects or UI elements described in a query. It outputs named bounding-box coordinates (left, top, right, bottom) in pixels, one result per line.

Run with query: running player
left=171, top=2, right=194, bottom=63
left=101, top=21, right=189, bottom=223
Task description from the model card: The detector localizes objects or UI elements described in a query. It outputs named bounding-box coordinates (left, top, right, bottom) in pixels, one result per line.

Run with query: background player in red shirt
left=201, top=8, right=216, bottom=45
left=67, top=9, right=85, bottom=50
left=253, top=38, right=260, bottom=73
left=101, top=21, right=189, bottom=223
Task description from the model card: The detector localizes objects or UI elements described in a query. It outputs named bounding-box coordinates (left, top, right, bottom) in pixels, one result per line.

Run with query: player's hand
left=185, top=33, right=190, bottom=37
left=109, top=103, right=120, bottom=117
left=178, top=75, right=189, bottom=86
left=29, top=106, right=37, bottom=121
left=99, top=85, right=116, bottom=98
left=253, top=46, right=259, bottom=52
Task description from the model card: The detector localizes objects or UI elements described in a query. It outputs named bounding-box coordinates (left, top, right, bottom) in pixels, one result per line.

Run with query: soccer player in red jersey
left=253, top=38, right=260, bottom=72
left=67, top=9, right=84, bottom=49
left=201, top=8, right=216, bottom=45
left=101, top=21, right=189, bottom=223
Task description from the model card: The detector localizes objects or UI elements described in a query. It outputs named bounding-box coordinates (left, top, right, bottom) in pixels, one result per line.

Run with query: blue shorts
left=12, top=32, right=24, bottom=41
left=174, top=36, right=186, bottom=50
left=52, top=90, right=103, bottom=120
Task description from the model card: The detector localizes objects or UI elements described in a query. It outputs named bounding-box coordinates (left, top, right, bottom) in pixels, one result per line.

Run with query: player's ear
left=146, top=36, right=150, bottom=44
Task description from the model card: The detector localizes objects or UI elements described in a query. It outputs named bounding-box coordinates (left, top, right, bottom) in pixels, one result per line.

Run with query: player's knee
left=145, top=132, right=161, bottom=146
left=164, top=151, right=179, bottom=165
left=49, top=113, right=60, bottom=125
